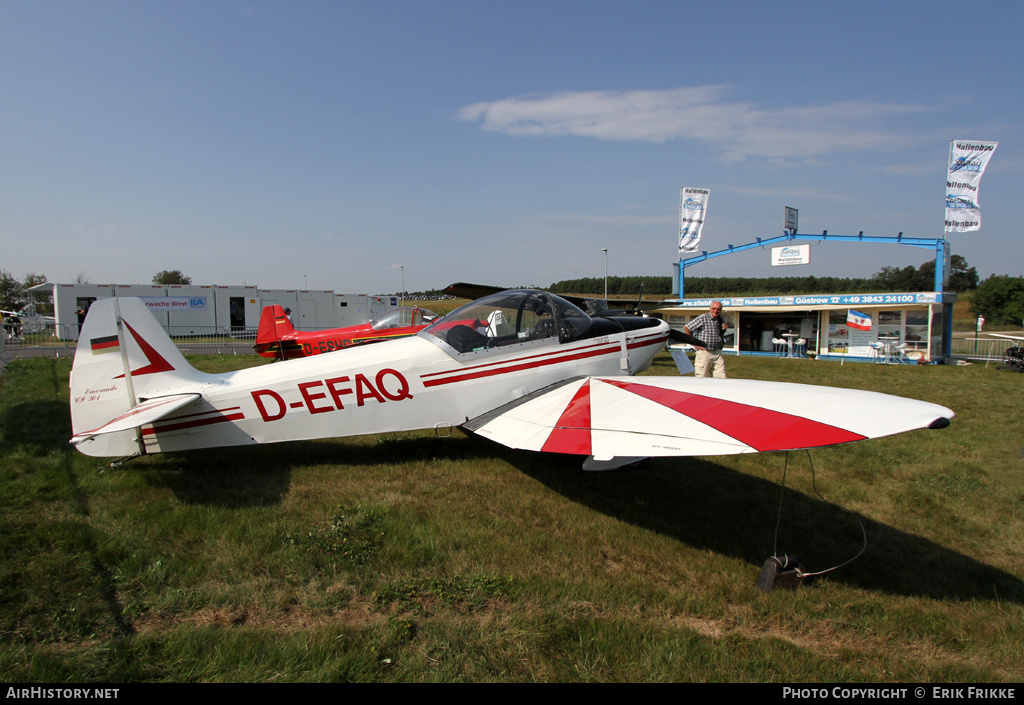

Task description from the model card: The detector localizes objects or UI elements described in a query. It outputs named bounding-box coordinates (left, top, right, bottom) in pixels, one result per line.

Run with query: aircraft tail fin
left=70, top=297, right=210, bottom=457
left=254, top=305, right=296, bottom=358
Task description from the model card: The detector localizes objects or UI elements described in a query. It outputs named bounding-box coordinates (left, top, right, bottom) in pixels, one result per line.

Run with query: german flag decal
left=90, top=335, right=120, bottom=355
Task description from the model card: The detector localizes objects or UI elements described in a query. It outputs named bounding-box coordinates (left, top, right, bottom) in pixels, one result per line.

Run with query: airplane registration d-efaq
left=69, top=290, right=953, bottom=468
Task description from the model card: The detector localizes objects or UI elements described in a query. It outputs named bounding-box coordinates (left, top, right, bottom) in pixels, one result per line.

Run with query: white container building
left=39, top=283, right=393, bottom=339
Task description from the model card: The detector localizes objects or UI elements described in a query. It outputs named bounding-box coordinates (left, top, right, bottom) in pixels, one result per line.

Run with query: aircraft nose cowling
left=613, top=316, right=668, bottom=333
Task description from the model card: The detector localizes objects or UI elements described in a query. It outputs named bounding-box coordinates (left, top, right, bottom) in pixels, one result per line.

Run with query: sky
left=2, top=0, right=1021, bottom=295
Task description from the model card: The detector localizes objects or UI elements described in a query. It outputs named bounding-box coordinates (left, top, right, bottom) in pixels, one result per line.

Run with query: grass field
left=1, top=351, right=1022, bottom=682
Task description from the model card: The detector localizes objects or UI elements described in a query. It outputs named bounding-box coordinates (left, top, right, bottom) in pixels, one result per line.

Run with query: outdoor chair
left=893, top=342, right=913, bottom=364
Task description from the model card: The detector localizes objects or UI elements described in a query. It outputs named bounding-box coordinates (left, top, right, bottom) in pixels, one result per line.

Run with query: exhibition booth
left=653, top=291, right=956, bottom=363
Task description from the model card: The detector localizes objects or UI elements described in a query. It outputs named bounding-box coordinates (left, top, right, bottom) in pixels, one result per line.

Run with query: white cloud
left=457, top=86, right=933, bottom=162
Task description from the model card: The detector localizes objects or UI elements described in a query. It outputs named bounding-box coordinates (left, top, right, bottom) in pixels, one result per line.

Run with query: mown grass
left=1, top=352, right=1022, bottom=682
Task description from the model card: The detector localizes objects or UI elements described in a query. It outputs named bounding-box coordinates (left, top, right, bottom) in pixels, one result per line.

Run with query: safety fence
left=4, top=323, right=1020, bottom=368
left=1, top=323, right=262, bottom=364
left=951, top=336, right=1018, bottom=363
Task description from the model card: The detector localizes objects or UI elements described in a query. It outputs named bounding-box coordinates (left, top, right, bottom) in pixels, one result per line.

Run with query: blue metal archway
left=677, top=231, right=950, bottom=298
left=676, top=232, right=955, bottom=360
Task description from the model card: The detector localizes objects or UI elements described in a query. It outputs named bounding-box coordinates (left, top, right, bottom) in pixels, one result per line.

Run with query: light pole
left=601, top=248, right=608, bottom=301
left=303, top=274, right=307, bottom=289
left=399, top=265, right=405, bottom=307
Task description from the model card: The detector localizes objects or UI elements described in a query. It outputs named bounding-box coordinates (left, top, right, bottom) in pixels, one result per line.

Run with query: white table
left=782, top=333, right=799, bottom=358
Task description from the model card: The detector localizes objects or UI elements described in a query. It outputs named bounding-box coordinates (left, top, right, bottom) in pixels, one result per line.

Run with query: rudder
left=70, top=297, right=209, bottom=457
left=254, top=305, right=296, bottom=358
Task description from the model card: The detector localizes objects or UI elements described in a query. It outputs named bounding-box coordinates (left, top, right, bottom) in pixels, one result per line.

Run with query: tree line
left=0, top=269, right=193, bottom=314
left=0, top=270, right=48, bottom=313
left=971, top=276, right=1024, bottom=327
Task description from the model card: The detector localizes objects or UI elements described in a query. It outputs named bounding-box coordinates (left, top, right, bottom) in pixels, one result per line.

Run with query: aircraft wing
left=443, top=282, right=507, bottom=300
left=464, top=376, right=952, bottom=460
left=70, top=393, right=201, bottom=445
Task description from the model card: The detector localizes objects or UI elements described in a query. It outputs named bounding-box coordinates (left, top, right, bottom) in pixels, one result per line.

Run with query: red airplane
left=254, top=305, right=437, bottom=360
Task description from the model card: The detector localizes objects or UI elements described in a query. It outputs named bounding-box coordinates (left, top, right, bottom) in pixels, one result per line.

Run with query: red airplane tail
left=254, top=305, right=297, bottom=358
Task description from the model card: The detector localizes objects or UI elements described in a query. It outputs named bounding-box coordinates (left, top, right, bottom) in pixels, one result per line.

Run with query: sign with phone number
left=672, top=292, right=944, bottom=308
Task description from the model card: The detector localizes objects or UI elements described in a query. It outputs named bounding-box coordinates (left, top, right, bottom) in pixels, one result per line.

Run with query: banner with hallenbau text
left=679, top=187, right=710, bottom=256
left=945, top=140, right=998, bottom=233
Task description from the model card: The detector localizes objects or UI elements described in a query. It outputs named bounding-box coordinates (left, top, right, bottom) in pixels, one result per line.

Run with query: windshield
left=421, top=290, right=592, bottom=354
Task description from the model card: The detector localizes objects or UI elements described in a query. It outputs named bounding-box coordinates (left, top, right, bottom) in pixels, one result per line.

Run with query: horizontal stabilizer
left=70, top=393, right=200, bottom=445
left=466, top=376, right=953, bottom=459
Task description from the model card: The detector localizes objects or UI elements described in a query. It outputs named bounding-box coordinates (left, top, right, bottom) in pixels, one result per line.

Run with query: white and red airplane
left=69, top=290, right=953, bottom=468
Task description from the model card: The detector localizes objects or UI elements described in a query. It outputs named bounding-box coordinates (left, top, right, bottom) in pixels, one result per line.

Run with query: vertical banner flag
left=847, top=310, right=872, bottom=331
left=679, top=187, right=709, bottom=256
left=945, top=140, right=998, bottom=233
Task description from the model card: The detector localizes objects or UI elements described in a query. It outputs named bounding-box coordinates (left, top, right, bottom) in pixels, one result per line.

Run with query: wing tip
left=928, top=417, right=953, bottom=430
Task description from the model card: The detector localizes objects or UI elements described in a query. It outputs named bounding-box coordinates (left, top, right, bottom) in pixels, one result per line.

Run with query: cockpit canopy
left=370, top=307, right=436, bottom=331
left=420, top=290, right=593, bottom=354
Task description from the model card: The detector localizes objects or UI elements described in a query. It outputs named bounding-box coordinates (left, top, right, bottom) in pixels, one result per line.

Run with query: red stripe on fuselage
left=626, top=332, right=669, bottom=350
left=421, top=342, right=621, bottom=388
left=141, top=409, right=245, bottom=436
left=154, top=406, right=242, bottom=423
